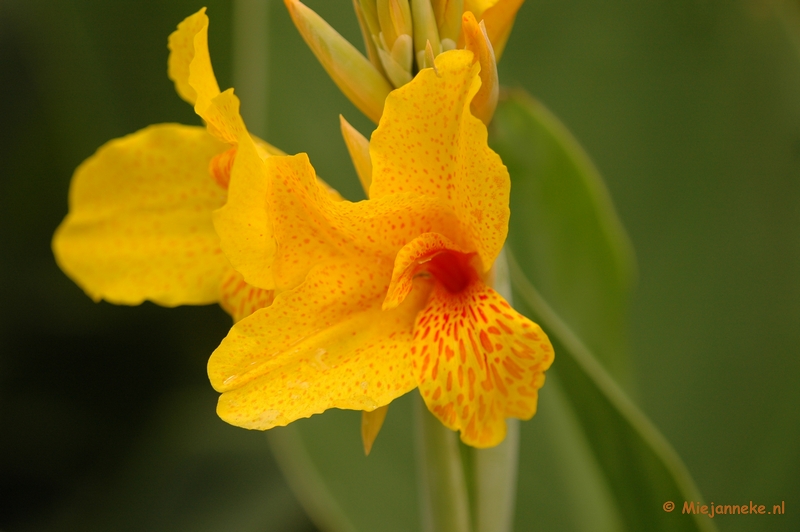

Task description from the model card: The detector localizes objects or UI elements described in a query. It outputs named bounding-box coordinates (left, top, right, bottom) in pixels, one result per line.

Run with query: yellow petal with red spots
left=412, top=278, right=554, bottom=448
left=262, top=154, right=465, bottom=292
left=369, top=49, right=510, bottom=272
left=218, top=266, right=275, bottom=323
left=216, top=129, right=465, bottom=293
left=464, top=0, right=523, bottom=61
left=208, top=259, right=431, bottom=430
left=53, top=124, right=230, bottom=306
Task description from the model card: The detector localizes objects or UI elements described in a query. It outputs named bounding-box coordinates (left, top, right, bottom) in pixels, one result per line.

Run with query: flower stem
left=471, top=420, right=519, bottom=532
left=232, top=0, right=270, bottom=138
left=472, top=247, right=519, bottom=532
left=414, top=393, right=472, bottom=532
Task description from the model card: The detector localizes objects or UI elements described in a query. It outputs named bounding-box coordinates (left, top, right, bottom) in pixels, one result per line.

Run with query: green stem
left=415, top=393, right=472, bottom=532
left=471, top=247, right=519, bottom=532
left=472, top=420, right=519, bottom=532
left=232, top=0, right=270, bottom=138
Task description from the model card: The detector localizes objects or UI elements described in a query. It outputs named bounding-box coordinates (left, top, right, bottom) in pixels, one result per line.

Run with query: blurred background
left=1, top=0, right=798, bottom=531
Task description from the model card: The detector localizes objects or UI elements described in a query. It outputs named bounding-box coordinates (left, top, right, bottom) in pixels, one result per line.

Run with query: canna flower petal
left=208, top=259, right=432, bottom=429
left=168, top=8, right=250, bottom=145
left=55, top=10, right=280, bottom=320
left=369, top=50, right=510, bottom=272
left=167, top=8, right=211, bottom=106
left=219, top=267, right=276, bottom=323
left=384, top=232, right=554, bottom=447
left=463, top=0, right=523, bottom=61
left=215, top=122, right=464, bottom=293
left=53, top=124, right=230, bottom=306
left=413, top=274, right=553, bottom=447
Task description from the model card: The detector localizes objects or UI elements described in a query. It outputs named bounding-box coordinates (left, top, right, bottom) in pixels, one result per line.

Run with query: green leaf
left=492, top=91, right=716, bottom=531
left=509, top=253, right=715, bottom=532
left=491, top=91, right=636, bottom=385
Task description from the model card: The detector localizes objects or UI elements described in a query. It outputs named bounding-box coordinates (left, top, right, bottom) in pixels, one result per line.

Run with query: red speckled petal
left=412, top=279, right=554, bottom=447
left=218, top=266, right=275, bottom=323
left=208, top=259, right=430, bottom=430
left=216, top=128, right=466, bottom=294
left=369, top=49, right=510, bottom=272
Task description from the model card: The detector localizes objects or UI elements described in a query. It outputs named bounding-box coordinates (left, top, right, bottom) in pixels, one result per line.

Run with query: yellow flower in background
left=53, top=9, right=279, bottom=322
left=208, top=49, right=553, bottom=448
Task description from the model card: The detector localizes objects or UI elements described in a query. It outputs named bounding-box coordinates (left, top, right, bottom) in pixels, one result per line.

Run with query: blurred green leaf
left=491, top=91, right=636, bottom=385
left=35, top=387, right=313, bottom=532
left=492, top=91, right=714, bottom=531
left=510, top=253, right=715, bottom=532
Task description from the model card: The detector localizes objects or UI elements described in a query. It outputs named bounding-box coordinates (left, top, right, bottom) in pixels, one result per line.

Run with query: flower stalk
left=415, top=393, right=472, bottom=532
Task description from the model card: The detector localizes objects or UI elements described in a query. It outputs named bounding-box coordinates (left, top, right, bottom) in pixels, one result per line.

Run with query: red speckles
left=496, top=319, right=513, bottom=334
left=409, top=271, right=554, bottom=447
left=468, top=367, right=476, bottom=400
left=445, top=345, right=455, bottom=362
left=479, top=330, right=494, bottom=353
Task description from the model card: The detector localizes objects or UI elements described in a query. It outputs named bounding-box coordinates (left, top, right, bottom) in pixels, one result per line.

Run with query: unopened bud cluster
left=354, top=0, right=463, bottom=86
left=285, top=0, right=522, bottom=125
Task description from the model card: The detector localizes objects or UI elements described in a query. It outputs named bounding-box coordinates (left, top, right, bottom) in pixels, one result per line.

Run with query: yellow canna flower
left=52, top=9, right=281, bottom=322
left=208, top=50, right=553, bottom=448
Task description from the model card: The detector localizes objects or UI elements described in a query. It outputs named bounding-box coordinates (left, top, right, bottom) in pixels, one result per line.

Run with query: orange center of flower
left=421, top=251, right=475, bottom=294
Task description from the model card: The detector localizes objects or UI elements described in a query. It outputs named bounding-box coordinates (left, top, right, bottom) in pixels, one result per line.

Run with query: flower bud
left=411, top=0, right=441, bottom=71
left=376, top=0, right=414, bottom=86
left=464, top=0, right=524, bottom=61
left=284, top=0, right=392, bottom=123
left=353, top=0, right=385, bottom=76
left=339, top=115, right=373, bottom=196
left=431, top=0, right=463, bottom=50
left=378, top=35, right=414, bottom=87
left=377, top=0, right=413, bottom=49
left=462, top=12, right=498, bottom=124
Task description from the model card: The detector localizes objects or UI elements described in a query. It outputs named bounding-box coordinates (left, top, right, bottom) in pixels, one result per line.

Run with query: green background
left=0, top=0, right=797, bottom=530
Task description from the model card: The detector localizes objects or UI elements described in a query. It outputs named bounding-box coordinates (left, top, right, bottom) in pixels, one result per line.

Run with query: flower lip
left=418, top=249, right=476, bottom=294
